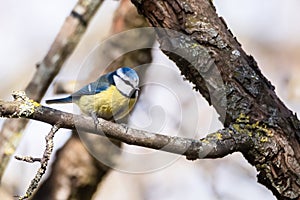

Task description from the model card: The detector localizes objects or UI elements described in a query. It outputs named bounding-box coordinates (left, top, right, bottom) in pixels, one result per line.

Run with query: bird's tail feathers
left=45, top=96, right=73, bottom=104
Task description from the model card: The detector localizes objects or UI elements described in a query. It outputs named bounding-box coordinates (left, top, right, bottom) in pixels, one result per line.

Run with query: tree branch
left=0, top=91, right=251, bottom=161
left=16, top=125, right=60, bottom=200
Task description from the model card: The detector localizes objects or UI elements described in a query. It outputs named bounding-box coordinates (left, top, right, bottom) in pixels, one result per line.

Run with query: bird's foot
left=120, top=123, right=129, bottom=133
left=90, top=111, right=99, bottom=130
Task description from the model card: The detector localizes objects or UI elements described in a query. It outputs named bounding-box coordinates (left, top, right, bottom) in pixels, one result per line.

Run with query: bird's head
left=112, top=67, right=140, bottom=98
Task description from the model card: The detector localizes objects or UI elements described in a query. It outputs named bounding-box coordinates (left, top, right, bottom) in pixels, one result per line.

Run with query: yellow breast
left=76, top=85, right=137, bottom=121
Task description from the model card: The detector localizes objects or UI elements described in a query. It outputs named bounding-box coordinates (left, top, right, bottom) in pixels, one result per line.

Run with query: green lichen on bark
left=130, top=0, right=300, bottom=198
left=231, top=113, right=274, bottom=141
left=11, top=91, right=40, bottom=118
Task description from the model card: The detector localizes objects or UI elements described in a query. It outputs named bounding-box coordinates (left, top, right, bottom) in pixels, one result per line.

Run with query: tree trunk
left=131, top=0, right=300, bottom=199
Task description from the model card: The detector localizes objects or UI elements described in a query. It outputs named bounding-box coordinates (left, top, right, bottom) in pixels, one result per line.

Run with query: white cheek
left=113, top=75, right=134, bottom=97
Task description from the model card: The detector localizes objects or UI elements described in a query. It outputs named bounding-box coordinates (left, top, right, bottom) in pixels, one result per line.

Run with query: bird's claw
left=120, top=123, right=129, bottom=133
left=91, top=112, right=99, bottom=130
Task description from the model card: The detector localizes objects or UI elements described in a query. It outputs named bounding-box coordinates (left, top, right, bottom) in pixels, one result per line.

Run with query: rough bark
left=0, top=0, right=299, bottom=199
left=131, top=0, right=300, bottom=199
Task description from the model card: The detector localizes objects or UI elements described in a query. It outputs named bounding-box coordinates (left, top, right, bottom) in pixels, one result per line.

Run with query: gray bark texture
left=131, top=0, right=300, bottom=199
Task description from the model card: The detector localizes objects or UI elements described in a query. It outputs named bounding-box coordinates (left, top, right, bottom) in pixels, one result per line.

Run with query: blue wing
left=46, top=70, right=116, bottom=104
left=71, top=71, right=115, bottom=98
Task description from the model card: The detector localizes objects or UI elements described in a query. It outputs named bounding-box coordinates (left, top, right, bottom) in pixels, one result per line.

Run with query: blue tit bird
left=46, top=67, right=139, bottom=122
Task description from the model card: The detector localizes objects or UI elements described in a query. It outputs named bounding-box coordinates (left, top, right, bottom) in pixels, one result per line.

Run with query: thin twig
left=14, top=156, right=41, bottom=163
left=17, top=124, right=60, bottom=200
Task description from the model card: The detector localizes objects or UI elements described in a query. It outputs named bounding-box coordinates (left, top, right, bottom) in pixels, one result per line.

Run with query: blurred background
left=0, top=0, right=300, bottom=199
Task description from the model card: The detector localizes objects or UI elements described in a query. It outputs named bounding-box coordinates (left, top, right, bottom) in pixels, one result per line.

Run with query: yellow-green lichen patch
left=260, top=136, right=269, bottom=143
left=12, top=91, right=40, bottom=117
left=236, top=113, right=249, bottom=123
left=190, top=43, right=200, bottom=49
left=201, top=132, right=223, bottom=144
left=29, top=100, right=41, bottom=108
left=214, top=132, right=222, bottom=140
left=200, top=139, right=210, bottom=144
left=249, top=121, right=274, bottom=137
left=232, top=113, right=274, bottom=143
left=232, top=123, right=252, bottom=137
